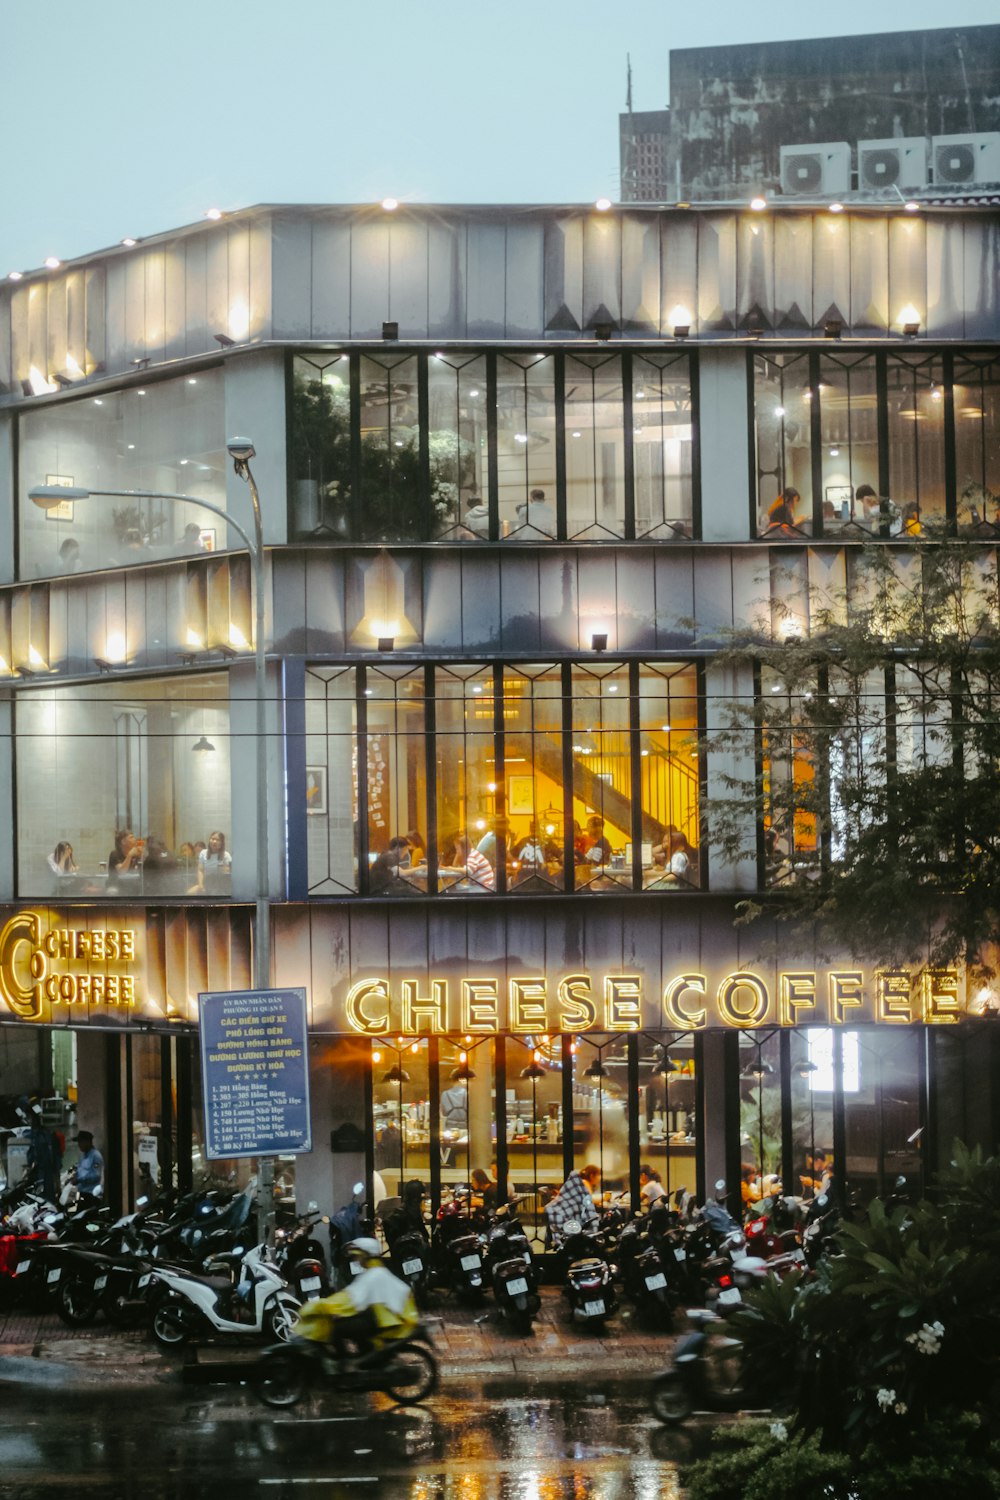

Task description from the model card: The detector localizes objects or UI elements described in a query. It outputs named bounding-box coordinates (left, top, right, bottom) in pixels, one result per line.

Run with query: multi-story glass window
left=760, top=667, right=820, bottom=884
left=19, top=369, right=226, bottom=579
left=886, top=353, right=946, bottom=533
left=954, top=355, right=1000, bottom=532
left=632, top=353, right=695, bottom=539
left=818, top=353, right=878, bottom=533
left=565, top=354, right=625, bottom=539
left=496, top=353, right=557, bottom=538
left=17, top=671, right=231, bottom=899
left=428, top=353, right=489, bottom=539
left=288, top=354, right=352, bottom=539
left=303, top=660, right=703, bottom=895
left=305, top=666, right=359, bottom=894
left=753, top=353, right=812, bottom=536
left=287, top=349, right=697, bottom=543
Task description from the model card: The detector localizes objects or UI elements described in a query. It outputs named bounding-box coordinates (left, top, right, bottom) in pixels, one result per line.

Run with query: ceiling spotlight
left=796, top=1060, right=819, bottom=1080
left=742, top=1058, right=775, bottom=1080
left=582, top=1058, right=610, bottom=1080
left=205, top=208, right=223, bottom=221
left=904, top=200, right=920, bottom=213
left=591, top=632, right=608, bottom=652
left=8, top=270, right=23, bottom=281
left=192, top=735, right=216, bottom=753
left=382, top=321, right=399, bottom=341
left=520, top=1052, right=547, bottom=1080
left=44, top=257, right=61, bottom=270
left=829, top=202, right=844, bottom=214
left=824, top=319, right=843, bottom=339
left=450, top=1055, right=476, bottom=1081
left=214, top=332, right=236, bottom=348
left=381, top=197, right=399, bottom=212
left=121, top=237, right=138, bottom=248
left=749, top=196, right=768, bottom=212
left=594, top=197, right=612, bottom=212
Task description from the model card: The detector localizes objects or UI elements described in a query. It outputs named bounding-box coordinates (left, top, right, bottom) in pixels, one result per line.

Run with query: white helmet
left=346, top=1237, right=382, bottom=1259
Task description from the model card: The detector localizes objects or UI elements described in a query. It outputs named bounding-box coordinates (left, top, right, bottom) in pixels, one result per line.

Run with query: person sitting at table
left=108, top=829, right=144, bottom=877
left=514, top=824, right=546, bottom=868
left=572, top=820, right=589, bottom=864
left=370, top=836, right=411, bottom=893
left=763, top=491, right=801, bottom=538
left=469, top=1167, right=496, bottom=1213
left=193, top=830, right=232, bottom=892
left=47, top=841, right=78, bottom=876
left=476, top=816, right=507, bottom=869
left=653, top=829, right=696, bottom=881
left=450, top=833, right=495, bottom=890
left=583, top=815, right=612, bottom=865
left=514, top=487, right=556, bottom=538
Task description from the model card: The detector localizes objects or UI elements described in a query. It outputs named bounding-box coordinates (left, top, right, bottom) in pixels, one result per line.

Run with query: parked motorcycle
left=276, top=1206, right=331, bottom=1304
left=616, top=1217, right=673, bottom=1329
left=484, top=1200, right=539, bottom=1333
left=432, top=1196, right=487, bottom=1304
left=559, top=1221, right=618, bottom=1329
left=253, top=1325, right=438, bottom=1409
left=148, top=1243, right=300, bottom=1347
left=382, top=1190, right=433, bottom=1310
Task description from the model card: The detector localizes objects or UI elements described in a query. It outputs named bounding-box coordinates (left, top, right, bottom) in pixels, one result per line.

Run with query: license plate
left=95, top=1275, right=108, bottom=1291
left=47, top=1268, right=61, bottom=1284
left=300, top=1276, right=321, bottom=1291
left=507, top=1277, right=529, bottom=1296
left=674, top=1248, right=686, bottom=1262
left=460, top=1254, right=481, bottom=1271
left=15, top=1262, right=29, bottom=1276
left=138, top=1273, right=152, bottom=1288
left=402, top=1258, right=423, bottom=1276
left=583, top=1299, right=605, bottom=1316
left=719, top=1286, right=742, bottom=1305
left=645, top=1272, right=667, bottom=1290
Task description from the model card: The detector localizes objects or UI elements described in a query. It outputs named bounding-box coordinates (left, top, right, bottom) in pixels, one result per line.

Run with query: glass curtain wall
left=305, top=660, right=701, bottom=895
left=637, top=1032, right=697, bottom=1200
left=372, top=1037, right=432, bottom=1198
left=571, top=1034, right=630, bottom=1193
left=19, top=370, right=226, bottom=579
left=753, top=353, right=813, bottom=534
left=287, top=349, right=696, bottom=542
left=886, top=353, right=946, bottom=533
left=760, top=667, right=820, bottom=884
left=818, top=353, right=879, bottom=532
left=17, top=672, right=232, bottom=899
left=633, top=353, right=695, bottom=538
left=954, top=355, right=1000, bottom=532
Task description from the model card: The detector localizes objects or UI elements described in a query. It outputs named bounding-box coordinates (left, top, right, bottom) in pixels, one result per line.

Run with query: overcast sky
left=1, top=1, right=998, bottom=272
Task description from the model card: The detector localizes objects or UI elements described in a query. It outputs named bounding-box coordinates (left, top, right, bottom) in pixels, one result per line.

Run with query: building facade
left=0, top=201, right=997, bottom=1234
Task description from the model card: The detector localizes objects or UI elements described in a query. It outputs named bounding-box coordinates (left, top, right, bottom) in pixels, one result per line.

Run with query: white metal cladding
left=1, top=206, right=999, bottom=403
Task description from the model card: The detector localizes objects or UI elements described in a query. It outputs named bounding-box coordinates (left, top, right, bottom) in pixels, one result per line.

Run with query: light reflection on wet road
left=0, top=1379, right=694, bottom=1499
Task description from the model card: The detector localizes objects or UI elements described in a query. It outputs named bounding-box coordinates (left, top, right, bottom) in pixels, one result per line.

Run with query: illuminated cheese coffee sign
left=0, top=912, right=139, bottom=1022
left=340, top=967, right=965, bottom=1034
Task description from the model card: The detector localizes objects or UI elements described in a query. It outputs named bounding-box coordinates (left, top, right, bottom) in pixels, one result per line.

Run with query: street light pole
left=30, top=445, right=276, bottom=1241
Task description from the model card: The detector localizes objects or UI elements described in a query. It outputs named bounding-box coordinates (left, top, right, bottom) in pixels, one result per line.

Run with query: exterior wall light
left=8, top=270, right=23, bottom=281
left=192, top=735, right=216, bottom=753
left=44, top=257, right=61, bottom=270
left=382, top=321, right=399, bottom=341
left=121, top=238, right=138, bottom=248
left=594, top=197, right=612, bottom=212
left=381, top=198, right=399, bottom=211
left=205, top=208, right=223, bottom=221
left=749, top=196, right=768, bottom=212
left=594, top=321, right=614, bottom=341
left=591, top=632, right=608, bottom=652
left=214, top=333, right=236, bottom=348
left=377, top=637, right=395, bottom=652
left=824, top=319, right=843, bottom=339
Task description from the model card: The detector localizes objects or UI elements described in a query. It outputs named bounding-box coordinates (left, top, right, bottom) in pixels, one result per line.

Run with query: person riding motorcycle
left=294, top=1238, right=418, bottom=1365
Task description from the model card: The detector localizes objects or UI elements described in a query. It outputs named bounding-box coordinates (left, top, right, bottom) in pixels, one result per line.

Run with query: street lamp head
left=227, top=436, right=256, bottom=464
left=30, top=484, right=91, bottom=508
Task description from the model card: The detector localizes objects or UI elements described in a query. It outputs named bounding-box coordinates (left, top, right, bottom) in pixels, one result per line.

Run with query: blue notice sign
left=199, top=988, right=311, bottom=1160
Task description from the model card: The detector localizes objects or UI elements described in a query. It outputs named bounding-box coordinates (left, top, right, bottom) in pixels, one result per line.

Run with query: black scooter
left=485, top=1201, right=539, bottom=1333
left=559, top=1223, right=618, bottom=1330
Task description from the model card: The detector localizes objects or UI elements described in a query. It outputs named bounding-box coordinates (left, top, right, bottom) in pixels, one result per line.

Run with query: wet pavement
left=0, top=1290, right=708, bottom=1497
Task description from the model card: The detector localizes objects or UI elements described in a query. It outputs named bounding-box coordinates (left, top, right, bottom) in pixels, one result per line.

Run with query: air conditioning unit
left=932, top=132, right=1000, bottom=186
left=858, top=138, right=928, bottom=191
left=780, top=142, right=851, bottom=196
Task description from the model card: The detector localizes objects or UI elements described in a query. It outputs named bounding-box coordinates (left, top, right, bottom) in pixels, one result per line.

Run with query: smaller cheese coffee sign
left=0, top=911, right=140, bottom=1022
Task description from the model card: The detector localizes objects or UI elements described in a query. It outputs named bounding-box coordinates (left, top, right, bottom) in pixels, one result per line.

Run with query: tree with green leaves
left=703, top=538, right=1000, bottom=978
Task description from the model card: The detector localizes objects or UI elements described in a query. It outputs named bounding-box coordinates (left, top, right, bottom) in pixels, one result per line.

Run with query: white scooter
left=147, top=1243, right=301, bottom=1348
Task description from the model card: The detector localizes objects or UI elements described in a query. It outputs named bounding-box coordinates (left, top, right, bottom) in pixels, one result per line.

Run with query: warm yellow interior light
left=228, top=624, right=248, bottom=649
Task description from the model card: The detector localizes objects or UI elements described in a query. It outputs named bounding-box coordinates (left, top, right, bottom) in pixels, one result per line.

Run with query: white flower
left=894, top=1401, right=908, bottom=1416
left=905, top=1319, right=945, bottom=1356
left=769, top=1421, right=788, bottom=1442
left=876, top=1387, right=896, bottom=1410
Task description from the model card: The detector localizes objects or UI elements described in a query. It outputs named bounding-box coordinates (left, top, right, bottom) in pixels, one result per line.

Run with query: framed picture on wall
left=198, top=528, right=216, bottom=552
left=507, top=776, right=534, bottom=816
left=306, top=766, right=327, bottom=816
left=44, top=474, right=75, bottom=522
left=825, top=485, right=852, bottom=512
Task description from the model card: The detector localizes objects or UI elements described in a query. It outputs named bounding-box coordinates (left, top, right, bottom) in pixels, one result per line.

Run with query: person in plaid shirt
left=544, top=1163, right=601, bottom=1244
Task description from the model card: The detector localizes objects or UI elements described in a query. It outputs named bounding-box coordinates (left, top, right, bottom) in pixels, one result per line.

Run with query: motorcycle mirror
left=321, top=1215, right=330, bottom=1223
left=816, top=1194, right=828, bottom=1207
left=307, top=1201, right=319, bottom=1212
left=352, top=1181, right=364, bottom=1197
left=714, top=1179, right=727, bottom=1194
left=136, top=1196, right=149, bottom=1208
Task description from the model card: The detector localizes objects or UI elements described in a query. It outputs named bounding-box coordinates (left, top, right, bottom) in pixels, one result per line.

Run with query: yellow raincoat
left=294, top=1263, right=419, bottom=1349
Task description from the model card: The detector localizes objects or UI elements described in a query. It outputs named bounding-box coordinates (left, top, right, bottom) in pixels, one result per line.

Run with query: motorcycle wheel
left=264, top=1298, right=299, bottom=1343
left=255, top=1352, right=306, bottom=1408
left=56, top=1276, right=100, bottom=1327
left=649, top=1372, right=693, bottom=1425
left=152, top=1302, right=191, bottom=1348
left=382, top=1345, right=438, bottom=1405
